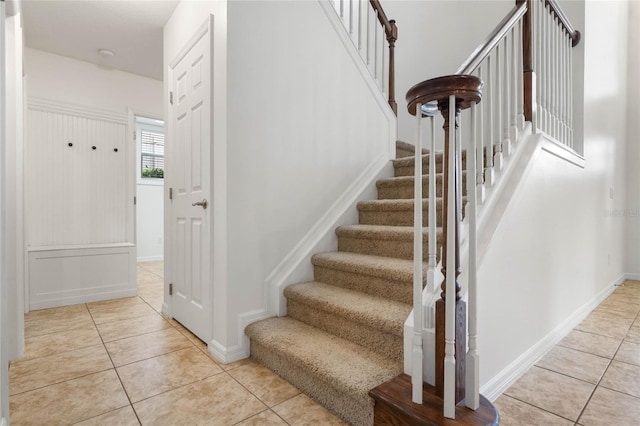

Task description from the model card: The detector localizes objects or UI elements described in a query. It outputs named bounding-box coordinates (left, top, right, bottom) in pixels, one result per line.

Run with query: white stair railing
left=328, top=0, right=398, bottom=114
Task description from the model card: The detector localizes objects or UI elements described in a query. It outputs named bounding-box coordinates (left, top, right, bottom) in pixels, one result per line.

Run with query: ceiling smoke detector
left=98, top=49, right=115, bottom=58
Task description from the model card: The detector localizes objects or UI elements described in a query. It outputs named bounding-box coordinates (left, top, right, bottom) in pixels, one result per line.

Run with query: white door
left=168, top=19, right=212, bottom=343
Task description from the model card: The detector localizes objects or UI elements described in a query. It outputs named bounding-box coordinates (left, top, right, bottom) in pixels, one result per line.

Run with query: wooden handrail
left=456, top=2, right=528, bottom=75
left=370, top=0, right=398, bottom=115
left=546, top=0, right=581, bottom=46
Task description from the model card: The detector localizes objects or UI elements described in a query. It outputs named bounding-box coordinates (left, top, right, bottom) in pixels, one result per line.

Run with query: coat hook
left=68, top=142, right=73, bottom=147
left=113, top=148, right=118, bottom=152
left=92, top=146, right=97, bottom=150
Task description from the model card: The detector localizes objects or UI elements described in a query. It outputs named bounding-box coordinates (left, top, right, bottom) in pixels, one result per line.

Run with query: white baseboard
left=1, top=417, right=7, bottom=426
left=624, top=273, right=640, bottom=281
left=208, top=339, right=246, bottom=365
left=480, top=277, right=619, bottom=401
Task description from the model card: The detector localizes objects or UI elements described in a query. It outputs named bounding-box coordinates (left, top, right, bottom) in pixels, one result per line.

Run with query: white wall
left=477, top=0, right=632, bottom=391
left=0, top=2, right=9, bottom=422
left=383, top=0, right=512, bottom=144
left=164, top=0, right=395, bottom=360
left=25, top=48, right=163, bottom=116
left=5, top=10, right=24, bottom=361
left=136, top=183, right=164, bottom=261
left=625, top=0, right=640, bottom=276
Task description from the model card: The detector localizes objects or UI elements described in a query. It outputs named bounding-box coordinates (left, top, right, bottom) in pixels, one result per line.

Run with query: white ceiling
left=21, top=0, right=180, bottom=81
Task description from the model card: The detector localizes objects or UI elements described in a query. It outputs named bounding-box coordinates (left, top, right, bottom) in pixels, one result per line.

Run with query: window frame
left=135, top=117, right=165, bottom=186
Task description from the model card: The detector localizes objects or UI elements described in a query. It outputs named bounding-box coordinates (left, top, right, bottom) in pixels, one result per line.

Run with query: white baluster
left=466, top=101, right=479, bottom=410
left=568, top=34, right=574, bottom=148
left=484, top=55, right=495, bottom=186
left=444, top=94, right=457, bottom=419
left=476, top=67, right=485, bottom=203
left=494, top=43, right=504, bottom=170
left=349, top=0, right=354, bottom=35
left=357, top=0, right=363, bottom=51
left=428, top=114, right=437, bottom=324
left=412, top=103, right=424, bottom=404
left=516, top=21, right=525, bottom=130
left=502, top=35, right=511, bottom=156
left=374, top=10, right=379, bottom=80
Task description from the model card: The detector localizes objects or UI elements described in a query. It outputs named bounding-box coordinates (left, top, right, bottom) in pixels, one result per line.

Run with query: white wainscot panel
left=28, top=244, right=136, bottom=310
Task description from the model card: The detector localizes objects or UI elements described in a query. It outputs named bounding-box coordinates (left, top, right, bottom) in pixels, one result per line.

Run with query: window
left=136, top=116, right=164, bottom=181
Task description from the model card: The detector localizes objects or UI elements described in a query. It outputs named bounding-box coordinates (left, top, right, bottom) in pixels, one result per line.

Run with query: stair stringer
left=404, top=122, right=547, bottom=385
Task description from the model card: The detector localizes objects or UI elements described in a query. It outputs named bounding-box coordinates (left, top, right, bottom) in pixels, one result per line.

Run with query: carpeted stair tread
left=245, top=317, right=402, bottom=404
left=358, top=198, right=430, bottom=211
left=284, top=281, right=411, bottom=336
left=311, top=251, right=422, bottom=283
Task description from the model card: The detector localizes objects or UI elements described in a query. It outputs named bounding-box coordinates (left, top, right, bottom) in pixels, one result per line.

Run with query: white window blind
left=140, top=127, right=164, bottom=178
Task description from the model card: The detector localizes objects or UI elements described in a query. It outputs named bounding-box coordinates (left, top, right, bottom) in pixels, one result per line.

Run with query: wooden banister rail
left=370, top=0, right=398, bottom=115
left=456, top=2, right=528, bottom=75
left=546, top=0, right=581, bottom=46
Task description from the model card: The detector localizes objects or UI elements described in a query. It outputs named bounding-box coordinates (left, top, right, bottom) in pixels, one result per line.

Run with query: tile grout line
left=574, top=303, right=640, bottom=424
left=87, top=301, right=143, bottom=426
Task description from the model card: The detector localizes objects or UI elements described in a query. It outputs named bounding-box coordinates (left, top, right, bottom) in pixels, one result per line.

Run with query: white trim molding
left=540, top=135, right=586, bottom=168
left=28, top=97, right=128, bottom=124
left=265, top=155, right=393, bottom=316
left=480, top=276, right=620, bottom=401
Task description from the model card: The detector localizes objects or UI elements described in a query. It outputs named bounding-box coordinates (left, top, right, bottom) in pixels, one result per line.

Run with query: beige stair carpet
left=246, top=140, right=455, bottom=425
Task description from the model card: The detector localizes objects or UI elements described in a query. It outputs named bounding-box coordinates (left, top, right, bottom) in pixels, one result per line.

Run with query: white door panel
left=169, top=19, right=212, bottom=343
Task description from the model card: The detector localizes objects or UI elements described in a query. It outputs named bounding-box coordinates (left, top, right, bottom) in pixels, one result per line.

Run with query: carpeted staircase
left=245, top=141, right=455, bottom=425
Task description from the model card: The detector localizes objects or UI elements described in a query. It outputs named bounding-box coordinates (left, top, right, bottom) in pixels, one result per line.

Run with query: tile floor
left=9, top=261, right=345, bottom=425
left=9, top=265, right=640, bottom=425
left=495, top=280, right=640, bottom=426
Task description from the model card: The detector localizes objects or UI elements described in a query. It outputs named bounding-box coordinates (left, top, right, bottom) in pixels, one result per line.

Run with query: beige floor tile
left=73, top=405, right=140, bottom=426
left=558, top=329, right=621, bottom=359
left=578, top=386, right=640, bottom=426
left=228, top=362, right=300, bottom=407
left=25, top=305, right=94, bottom=338
left=504, top=366, right=594, bottom=421
left=22, top=325, right=102, bottom=361
left=9, top=369, right=129, bottom=425
left=89, top=302, right=157, bottom=325
left=87, top=296, right=145, bottom=310
left=614, top=340, right=640, bottom=366
left=234, top=409, right=288, bottom=425
left=105, top=327, right=193, bottom=366
left=575, top=312, right=633, bottom=339
left=220, top=357, right=255, bottom=371
left=172, top=322, right=207, bottom=348
left=494, top=395, right=573, bottom=425
left=535, top=345, right=610, bottom=384
left=605, top=291, right=640, bottom=306
left=626, top=325, right=640, bottom=343
left=96, top=313, right=171, bottom=342
left=593, top=304, right=639, bottom=319
left=137, top=274, right=163, bottom=285
left=600, top=360, right=640, bottom=398
left=9, top=344, right=113, bottom=395
left=117, top=347, right=223, bottom=402
left=272, top=393, right=347, bottom=425
left=133, top=373, right=267, bottom=425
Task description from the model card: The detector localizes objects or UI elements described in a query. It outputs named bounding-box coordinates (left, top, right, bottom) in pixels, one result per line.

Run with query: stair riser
left=359, top=207, right=443, bottom=227
left=377, top=177, right=467, bottom=200
left=287, top=300, right=403, bottom=360
left=313, top=266, right=412, bottom=304
left=394, top=156, right=467, bottom=177
left=338, top=237, right=432, bottom=261
left=250, top=342, right=373, bottom=426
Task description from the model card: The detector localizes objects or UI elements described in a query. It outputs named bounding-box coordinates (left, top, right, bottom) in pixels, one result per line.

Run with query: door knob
left=192, top=199, right=208, bottom=209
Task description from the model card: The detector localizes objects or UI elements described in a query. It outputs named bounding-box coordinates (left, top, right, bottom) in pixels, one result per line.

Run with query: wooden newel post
left=435, top=100, right=466, bottom=403
left=405, top=74, right=483, bottom=406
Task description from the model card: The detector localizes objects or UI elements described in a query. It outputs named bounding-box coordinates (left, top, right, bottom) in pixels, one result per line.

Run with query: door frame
left=164, top=15, right=215, bottom=342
